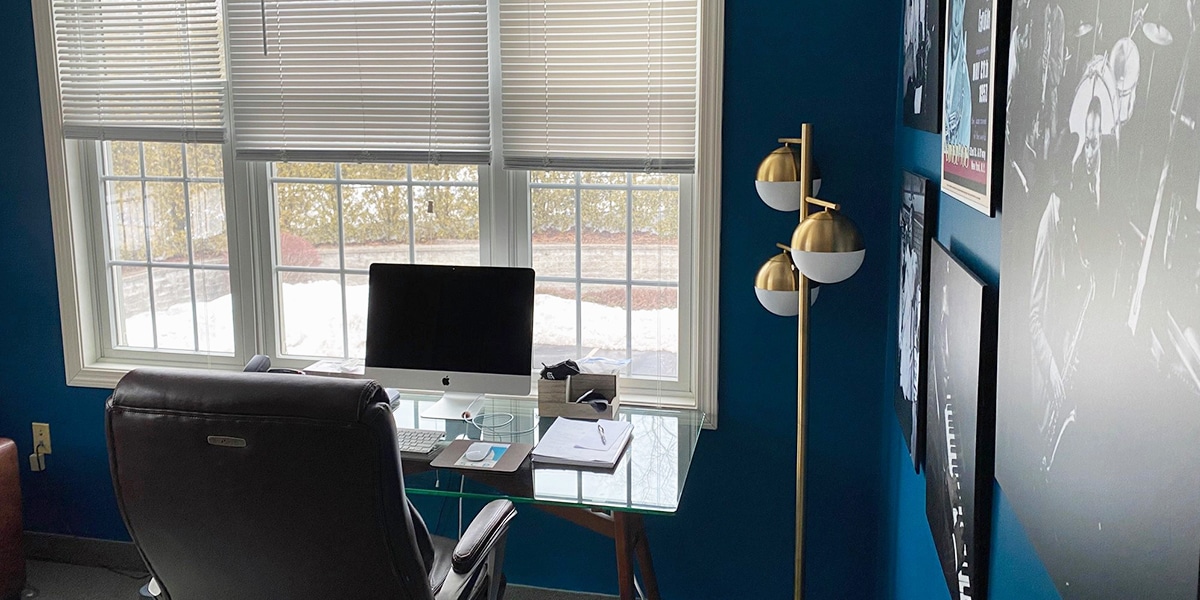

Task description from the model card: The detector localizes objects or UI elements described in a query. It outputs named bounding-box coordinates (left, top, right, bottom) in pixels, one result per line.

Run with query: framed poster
left=924, top=241, right=996, bottom=600
left=903, top=0, right=945, bottom=132
left=996, top=0, right=1200, bottom=597
left=941, top=0, right=1009, bottom=215
left=895, top=171, right=938, bottom=471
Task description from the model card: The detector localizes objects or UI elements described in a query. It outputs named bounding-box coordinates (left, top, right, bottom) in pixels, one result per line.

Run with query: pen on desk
left=597, top=424, right=607, bottom=446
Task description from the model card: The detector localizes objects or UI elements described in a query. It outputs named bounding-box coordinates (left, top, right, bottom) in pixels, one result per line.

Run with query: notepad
left=532, top=417, right=633, bottom=468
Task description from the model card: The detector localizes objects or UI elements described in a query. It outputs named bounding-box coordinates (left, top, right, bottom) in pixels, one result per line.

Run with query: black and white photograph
left=925, top=241, right=995, bottom=600
left=942, top=0, right=1009, bottom=214
left=904, top=0, right=945, bottom=132
left=895, top=172, right=938, bottom=471
left=997, top=0, right=1200, bottom=597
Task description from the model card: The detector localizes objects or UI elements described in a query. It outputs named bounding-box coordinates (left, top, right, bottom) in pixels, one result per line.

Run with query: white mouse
left=463, top=443, right=492, bottom=462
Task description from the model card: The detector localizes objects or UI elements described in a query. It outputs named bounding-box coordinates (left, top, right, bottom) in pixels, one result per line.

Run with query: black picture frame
left=941, top=0, right=1010, bottom=215
left=924, top=241, right=996, bottom=600
left=895, top=171, right=938, bottom=472
left=903, top=0, right=946, bottom=132
left=996, top=0, right=1200, bottom=597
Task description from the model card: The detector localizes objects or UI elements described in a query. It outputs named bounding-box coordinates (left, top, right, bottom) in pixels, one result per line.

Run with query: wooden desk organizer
left=537, top=373, right=619, bottom=420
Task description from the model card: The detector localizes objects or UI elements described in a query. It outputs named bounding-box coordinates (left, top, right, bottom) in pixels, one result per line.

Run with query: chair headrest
left=110, top=368, right=387, bottom=423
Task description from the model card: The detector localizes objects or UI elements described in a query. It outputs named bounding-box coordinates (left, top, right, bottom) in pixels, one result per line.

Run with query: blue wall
left=882, top=20, right=1063, bottom=600
left=0, top=1, right=905, bottom=598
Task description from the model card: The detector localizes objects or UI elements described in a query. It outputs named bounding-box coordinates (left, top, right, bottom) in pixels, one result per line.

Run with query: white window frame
left=31, top=0, right=723, bottom=427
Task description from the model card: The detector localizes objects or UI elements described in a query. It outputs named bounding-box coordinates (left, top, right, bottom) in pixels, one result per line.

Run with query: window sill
left=67, top=358, right=244, bottom=390
left=69, top=359, right=709, bottom=428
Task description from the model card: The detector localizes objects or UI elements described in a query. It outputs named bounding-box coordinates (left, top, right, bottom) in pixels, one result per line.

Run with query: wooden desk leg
left=536, top=506, right=661, bottom=600
left=613, top=512, right=637, bottom=600
left=613, top=512, right=661, bottom=600
left=630, top=515, right=660, bottom=599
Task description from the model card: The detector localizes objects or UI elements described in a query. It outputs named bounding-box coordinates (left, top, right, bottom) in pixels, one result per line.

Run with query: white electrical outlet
left=32, top=422, right=51, bottom=455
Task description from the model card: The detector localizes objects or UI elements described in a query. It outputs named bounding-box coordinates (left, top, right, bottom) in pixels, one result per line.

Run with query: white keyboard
left=396, top=427, right=445, bottom=454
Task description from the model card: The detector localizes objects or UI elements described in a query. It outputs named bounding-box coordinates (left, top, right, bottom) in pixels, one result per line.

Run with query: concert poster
left=996, top=0, right=1200, bottom=597
left=942, top=0, right=1009, bottom=215
left=895, top=172, right=938, bottom=472
left=925, top=241, right=996, bottom=600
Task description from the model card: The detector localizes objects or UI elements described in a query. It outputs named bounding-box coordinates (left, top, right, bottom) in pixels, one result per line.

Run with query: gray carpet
left=21, top=560, right=615, bottom=600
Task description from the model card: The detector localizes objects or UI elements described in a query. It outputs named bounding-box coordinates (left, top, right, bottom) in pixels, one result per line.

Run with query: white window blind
left=50, top=0, right=226, bottom=143
left=226, top=0, right=492, bottom=164
left=498, top=0, right=698, bottom=173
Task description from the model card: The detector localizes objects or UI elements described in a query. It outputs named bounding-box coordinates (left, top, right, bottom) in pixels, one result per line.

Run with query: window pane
left=629, top=286, right=678, bottom=379
left=342, top=162, right=407, bottom=180
left=195, top=269, right=234, bottom=354
left=413, top=185, right=479, bottom=266
left=631, top=189, right=679, bottom=281
left=580, top=188, right=627, bottom=280
left=107, top=141, right=141, bottom=177
left=531, top=187, right=576, bottom=278
left=581, top=171, right=627, bottom=186
left=113, top=265, right=151, bottom=348
left=106, top=180, right=146, bottom=261
left=533, top=282, right=578, bottom=369
left=146, top=182, right=187, bottom=263
left=345, top=273, right=369, bottom=359
left=411, top=164, right=477, bottom=182
left=274, top=162, right=335, bottom=179
left=142, top=142, right=182, bottom=178
left=151, top=267, right=195, bottom=351
left=531, top=170, right=574, bottom=185
left=580, top=283, right=628, bottom=363
left=186, top=143, right=224, bottom=179
left=343, top=184, right=409, bottom=270
left=279, top=271, right=344, bottom=358
left=189, top=182, right=228, bottom=265
left=275, top=183, right=338, bottom=268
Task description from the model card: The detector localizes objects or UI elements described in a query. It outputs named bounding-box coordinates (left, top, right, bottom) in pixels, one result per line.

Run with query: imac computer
left=364, top=263, right=535, bottom=419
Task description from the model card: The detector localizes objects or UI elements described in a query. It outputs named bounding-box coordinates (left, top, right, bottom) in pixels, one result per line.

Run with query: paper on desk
left=532, top=418, right=632, bottom=467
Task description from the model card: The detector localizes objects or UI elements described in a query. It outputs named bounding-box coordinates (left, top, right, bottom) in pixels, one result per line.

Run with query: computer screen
left=364, top=263, right=535, bottom=397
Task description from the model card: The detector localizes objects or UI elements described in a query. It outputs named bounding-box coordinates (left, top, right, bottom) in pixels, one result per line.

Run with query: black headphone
left=573, top=388, right=610, bottom=413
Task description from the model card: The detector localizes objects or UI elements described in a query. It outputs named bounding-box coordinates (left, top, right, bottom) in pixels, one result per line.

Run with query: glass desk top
left=390, top=393, right=705, bottom=515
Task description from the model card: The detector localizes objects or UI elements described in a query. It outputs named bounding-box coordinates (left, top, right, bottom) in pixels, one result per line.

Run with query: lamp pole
left=752, top=122, right=864, bottom=599
left=794, top=122, right=813, bottom=600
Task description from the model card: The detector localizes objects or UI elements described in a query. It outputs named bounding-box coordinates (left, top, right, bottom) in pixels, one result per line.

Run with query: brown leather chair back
left=0, top=438, right=24, bottom=600
left=107, top=368, right=435, bottom=600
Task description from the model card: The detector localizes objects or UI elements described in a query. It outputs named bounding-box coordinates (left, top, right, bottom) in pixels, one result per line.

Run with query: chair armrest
left=452, top=500, right=516, bottom=574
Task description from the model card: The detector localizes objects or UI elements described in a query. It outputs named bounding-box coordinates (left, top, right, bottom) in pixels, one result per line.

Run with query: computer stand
left=419, top=392, right=487, bottom=421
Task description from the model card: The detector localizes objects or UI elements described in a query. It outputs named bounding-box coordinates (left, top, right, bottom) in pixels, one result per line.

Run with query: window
left=33, top=0, right=723, bottom=421
left=97, top=141, right=233, bottom=355
left=267, top=162, right=482, bottom=360
left=529, top=171, right=683, bottom=381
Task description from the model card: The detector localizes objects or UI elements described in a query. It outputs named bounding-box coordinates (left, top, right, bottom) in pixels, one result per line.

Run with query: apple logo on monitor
left=442, top=376, right=450, bottom=387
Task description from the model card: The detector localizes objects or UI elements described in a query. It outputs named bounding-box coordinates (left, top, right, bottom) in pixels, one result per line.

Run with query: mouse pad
left=429, top=440, right=532, bottom=473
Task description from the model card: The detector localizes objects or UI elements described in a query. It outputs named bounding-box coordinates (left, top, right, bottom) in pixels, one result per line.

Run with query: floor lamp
left=750, top=124, right=866, bottom=599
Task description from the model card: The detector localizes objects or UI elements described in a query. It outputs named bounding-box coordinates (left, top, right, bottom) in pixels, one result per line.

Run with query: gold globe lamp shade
left=754, top=144, right=822, bottom=212
left=790, top=207, right=866, bottom=284
left=754, top=244, right=821, bottom=316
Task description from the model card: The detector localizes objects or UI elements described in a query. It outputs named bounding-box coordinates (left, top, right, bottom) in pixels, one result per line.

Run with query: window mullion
left=574, top=172, right=583, bottom=356
left=335, top=164, right=350, bottom=359
left=137, top=143, right=160, bottom=349
left=85, top=141, right=117, bottom=353
left=180, top=144, right=201, bottom=353
left=240, top=159, right=276, bottom=361
left=626, top=177, right=634, bottom=371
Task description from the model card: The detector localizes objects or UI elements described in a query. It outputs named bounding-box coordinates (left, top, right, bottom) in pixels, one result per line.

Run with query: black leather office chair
left=106, top=367, right=516, bottom=600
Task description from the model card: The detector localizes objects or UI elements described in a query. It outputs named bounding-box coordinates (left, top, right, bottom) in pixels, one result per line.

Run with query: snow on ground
left=124, top=280, right=678, bottom=359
